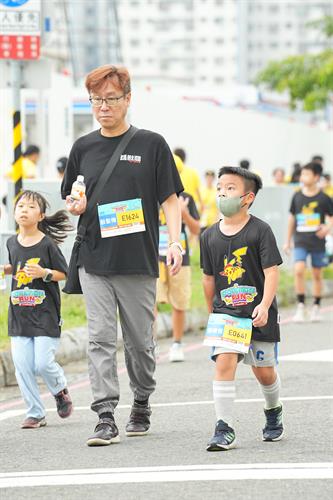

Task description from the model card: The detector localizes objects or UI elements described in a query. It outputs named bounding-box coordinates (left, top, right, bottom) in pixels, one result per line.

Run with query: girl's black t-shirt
left=61, top=127, right=183, bottom=277
left=200, top=216, right=283, bottom=342
left=6, top=235, right=68, bottom=338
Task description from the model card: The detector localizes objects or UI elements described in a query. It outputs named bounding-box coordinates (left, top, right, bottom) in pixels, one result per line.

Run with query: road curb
left=0, top=310, right=208, bottom=387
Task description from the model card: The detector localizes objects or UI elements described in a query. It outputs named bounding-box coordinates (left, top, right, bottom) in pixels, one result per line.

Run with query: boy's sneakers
left=126, top=401, right=152, bottom=436
left=21, top=417, right=47, bottom=429
left=263, top=405, right=284, bottom=441
left=292, top=303, right=306, bottom=323
left=310, top=304, right=322, bottom=322
left=87, top=416, right=120, bottom=447
left=54, top=387, right=73, bottom=418
left=206, top=419, right=236, bottom=451
left=169, top=342, right=185, bottom=362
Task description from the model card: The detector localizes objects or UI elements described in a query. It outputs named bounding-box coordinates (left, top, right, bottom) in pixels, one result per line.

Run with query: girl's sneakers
left=54, top=387, right=73, bottom=418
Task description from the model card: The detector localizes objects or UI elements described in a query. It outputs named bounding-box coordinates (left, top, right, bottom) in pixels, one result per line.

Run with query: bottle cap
left=77, top=175, right=84, bottom=182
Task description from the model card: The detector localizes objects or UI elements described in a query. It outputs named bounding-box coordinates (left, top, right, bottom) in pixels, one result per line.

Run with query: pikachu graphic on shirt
left=15, top=258, right=40, bottom=288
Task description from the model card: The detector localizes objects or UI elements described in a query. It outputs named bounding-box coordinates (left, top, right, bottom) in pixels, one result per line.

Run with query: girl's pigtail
left=39, top=210, right=73, bottom=244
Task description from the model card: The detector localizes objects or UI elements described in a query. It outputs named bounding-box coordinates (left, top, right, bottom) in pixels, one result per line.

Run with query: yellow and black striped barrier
left=12, top=110, right=23, bottom=201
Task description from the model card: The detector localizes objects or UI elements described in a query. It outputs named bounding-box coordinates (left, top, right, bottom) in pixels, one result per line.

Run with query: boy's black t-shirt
left=6, top=235, right=68, bottom=338
left=159, top=192, right=200, bottom=267
left=200, top=216, right=283, bottom=342
left=61, top=127, right=183, bottom=277
left=290, top=190, right=333, bottom=251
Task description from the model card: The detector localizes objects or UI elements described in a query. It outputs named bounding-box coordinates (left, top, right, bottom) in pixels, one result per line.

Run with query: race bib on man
left=204, top=313, right=252, bottom=353
left=98, top=198, right=146, bottom=238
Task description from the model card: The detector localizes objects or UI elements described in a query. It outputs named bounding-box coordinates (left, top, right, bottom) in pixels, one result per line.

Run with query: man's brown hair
left=85, top=65, right=131, bottom=95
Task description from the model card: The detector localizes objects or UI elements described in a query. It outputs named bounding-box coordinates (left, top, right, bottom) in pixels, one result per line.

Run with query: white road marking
left=280, top=349, right=333, bottom=362
left=1, top=395, right=332, bottom=422
left=0, top=463, right=332, bottom=488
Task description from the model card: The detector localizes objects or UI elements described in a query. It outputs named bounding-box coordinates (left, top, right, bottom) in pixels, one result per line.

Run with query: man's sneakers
left=263, top=404, right=284, bottom=441
left=169, top=342, right=185, bottom=362
left=310, top=304, right=322, bottom=322
left=21, top=417, right=47, bottom=429
left=126, top=401, right=152, bottom=436
left=292, top=303, right=306, bottom=323
left=54, top=387, right=73, bottom=418
left=206, top=419, right=236, bottom=451
left=87, top=416, right=120, bottom=447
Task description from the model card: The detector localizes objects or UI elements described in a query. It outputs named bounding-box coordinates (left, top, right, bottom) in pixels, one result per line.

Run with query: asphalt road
left=0, top=304, right=332, bottom=499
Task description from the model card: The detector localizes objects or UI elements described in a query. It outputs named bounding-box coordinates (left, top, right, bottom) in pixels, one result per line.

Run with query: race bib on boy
left=158, top=226, right=186, bottom=256
left=98, top=198, right=146, bottom=238
left=204, top=313, right=252, bottom=353
left=296, top=213, right=320, bottom=232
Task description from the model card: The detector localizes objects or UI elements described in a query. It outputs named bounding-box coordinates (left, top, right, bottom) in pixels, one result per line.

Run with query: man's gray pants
left=79, top=267, right=156, bottom=416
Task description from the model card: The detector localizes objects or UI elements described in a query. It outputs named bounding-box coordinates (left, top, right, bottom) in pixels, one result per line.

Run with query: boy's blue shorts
left=294, top=247, right=328, bottom=268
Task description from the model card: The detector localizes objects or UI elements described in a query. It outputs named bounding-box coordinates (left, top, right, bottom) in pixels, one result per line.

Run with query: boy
left=157, top=192, right=200, bottom=362
left=200, top=166, right=283, bottom=451
left=284, top=162, right=333, bottom=322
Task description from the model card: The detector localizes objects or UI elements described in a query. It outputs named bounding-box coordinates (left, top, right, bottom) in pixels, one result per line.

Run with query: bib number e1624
left=98, top=198, right=146, bottom=238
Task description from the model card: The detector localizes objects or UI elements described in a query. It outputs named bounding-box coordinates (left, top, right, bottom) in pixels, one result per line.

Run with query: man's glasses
left=89, top=95, right=126, bottom=107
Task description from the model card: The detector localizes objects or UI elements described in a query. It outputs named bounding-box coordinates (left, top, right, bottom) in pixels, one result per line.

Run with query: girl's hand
left=252, top=303, right=269, bottom=328
left=24, top=263, right=45, bottom=279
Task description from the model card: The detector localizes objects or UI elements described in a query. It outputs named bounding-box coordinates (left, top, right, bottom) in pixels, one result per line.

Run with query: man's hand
left=24, top=263, right=46, bottom=280
left=65, top=194, right=87, bottom=216
left=166, top=245, right=183, bottom=276
left=316, top=225, right=329, bottom=239
left=252, top=303, right=269, bottom=328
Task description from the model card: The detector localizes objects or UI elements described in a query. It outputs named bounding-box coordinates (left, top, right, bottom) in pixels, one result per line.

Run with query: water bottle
left=0, top=265, right=6, bottom=291
left=70, top=175, right=86, bottom=201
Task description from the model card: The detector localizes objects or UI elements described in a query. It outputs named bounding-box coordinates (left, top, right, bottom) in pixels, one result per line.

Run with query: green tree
left=256, top=16, right=333, bottom=111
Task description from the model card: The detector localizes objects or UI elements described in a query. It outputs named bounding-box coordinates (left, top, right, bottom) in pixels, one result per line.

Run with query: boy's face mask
left=217, top=192, right=250, bottom=217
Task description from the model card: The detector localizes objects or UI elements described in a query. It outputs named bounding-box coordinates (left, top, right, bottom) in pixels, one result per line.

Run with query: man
left=61, top=65, right=183, bottom=446
left=200, top=170, right=219, bottom=233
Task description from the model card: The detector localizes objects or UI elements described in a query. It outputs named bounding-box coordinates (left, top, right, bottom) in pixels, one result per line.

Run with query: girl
left=4, top=190, right=73, bottom=429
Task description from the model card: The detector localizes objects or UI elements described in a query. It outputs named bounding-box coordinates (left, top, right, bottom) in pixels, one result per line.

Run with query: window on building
left=215, top=57, right=224, bottom=64
left=214, top=18, right=224, bottom=25
left=215, top=38, right=224, bottom=45
left=130, top=39, right=140, bottom=47
left=215, top=0, right=224, bottom=5
left=131, top=58, right=141, bottom=66
left=214, top=77, right=224, bottom=84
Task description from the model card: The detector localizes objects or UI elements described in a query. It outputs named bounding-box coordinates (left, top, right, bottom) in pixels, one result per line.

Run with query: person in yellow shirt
left=321, top=173, right=333, bottom=199
left=6, top=145, right=40, bottom=180
left=200, top=170, right=219, bottom=233
left=173, top=148, right=202, bottom=209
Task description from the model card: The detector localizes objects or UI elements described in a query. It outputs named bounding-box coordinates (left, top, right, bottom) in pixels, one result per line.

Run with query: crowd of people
left=1, top=63, right=333, bottom=453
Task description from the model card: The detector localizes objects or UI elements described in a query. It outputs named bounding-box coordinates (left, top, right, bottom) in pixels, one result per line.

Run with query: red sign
left=0, top=34, right=40, bottom=59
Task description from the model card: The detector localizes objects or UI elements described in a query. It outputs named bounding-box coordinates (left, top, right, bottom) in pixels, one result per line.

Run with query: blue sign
left=0, top=0, right=30, bottom=6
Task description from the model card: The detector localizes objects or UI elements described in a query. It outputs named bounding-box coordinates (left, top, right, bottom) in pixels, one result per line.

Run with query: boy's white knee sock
left=213, top=380, right=236, bottom=427
left=260, top=373, right=281, bottom=409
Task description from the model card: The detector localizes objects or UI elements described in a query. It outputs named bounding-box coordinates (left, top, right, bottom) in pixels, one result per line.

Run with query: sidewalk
left=0, top=309, right=208, bottom=387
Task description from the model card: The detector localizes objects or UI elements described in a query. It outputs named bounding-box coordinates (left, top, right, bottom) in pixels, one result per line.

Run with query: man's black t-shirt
left=159, top=192, right=200, bottom=267
left=200, top=216, right=283, bottom=342
left=6, top=235, right=68, bottom=338
left=290, top=190, right=333, bottom=251
left=61, top=127, right=183, bottom=276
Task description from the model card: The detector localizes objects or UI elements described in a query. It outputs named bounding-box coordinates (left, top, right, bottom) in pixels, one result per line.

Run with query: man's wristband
left=169, top=241, right=183, bottom=253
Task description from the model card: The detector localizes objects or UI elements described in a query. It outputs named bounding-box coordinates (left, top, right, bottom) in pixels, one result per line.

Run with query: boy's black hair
left=23, top=145, right=40, bottom=157
left=239, top=159, right=250, bottom=170
left=56, top=157, right=68, bottom=174
left=312, top=155, right=323, bottom=162
left=218, top=166, right=263, bottom=195
left=15, top=190, right=73, bottom=244
left=173, top=147, right=186, bottom=162
left=301, top=161, right=323, bottom=177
